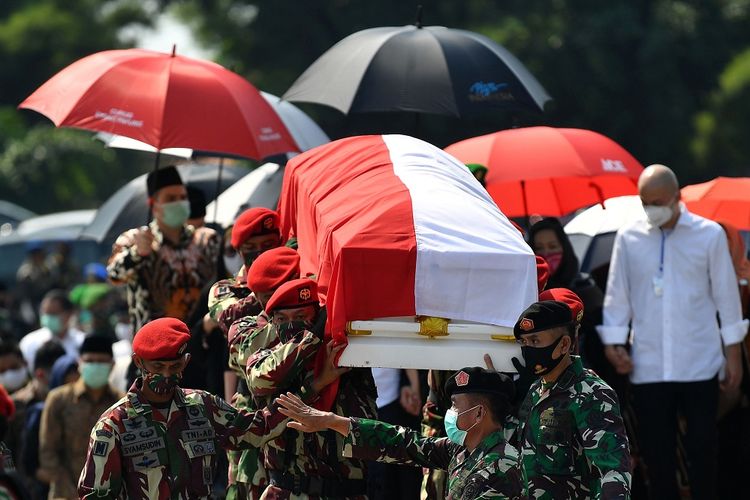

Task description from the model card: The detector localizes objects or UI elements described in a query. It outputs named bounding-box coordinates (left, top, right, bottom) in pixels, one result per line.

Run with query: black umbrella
left=79, top=163, right=246, bottom=247
left=283, top=21, right=551, bottom=117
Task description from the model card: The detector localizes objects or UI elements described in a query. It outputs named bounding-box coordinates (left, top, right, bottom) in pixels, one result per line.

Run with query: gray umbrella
left=79, top=163, right=246, bottom=247
left=283, top=24, right=551, bottom=117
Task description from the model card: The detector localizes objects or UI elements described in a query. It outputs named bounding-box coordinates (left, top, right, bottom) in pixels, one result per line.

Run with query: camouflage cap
left=513, top=300, right=573, bottom=339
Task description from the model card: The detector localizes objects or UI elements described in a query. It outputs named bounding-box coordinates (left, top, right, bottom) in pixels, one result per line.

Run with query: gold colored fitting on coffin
left=346, top=321, right=371, bottom=336
left=491, top=334, right=517, bottom=342
left=417, top=316, right=450, bottom=337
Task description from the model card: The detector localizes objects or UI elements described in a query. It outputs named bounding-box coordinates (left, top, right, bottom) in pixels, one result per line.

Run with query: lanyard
left=659, top=229, right=667, bottom=274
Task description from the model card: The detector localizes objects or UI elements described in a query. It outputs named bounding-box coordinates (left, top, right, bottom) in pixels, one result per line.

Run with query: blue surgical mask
left=444, top=405, right=481, bottom=446
left=159, top=200, right=190, bottom=228
left=40, top=313, right=64, bottom=334
left=80, top=362, right=112, bottom=389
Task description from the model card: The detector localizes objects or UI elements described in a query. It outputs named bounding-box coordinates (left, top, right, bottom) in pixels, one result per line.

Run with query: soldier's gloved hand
left=311, top=307, right=327, bottom=340
left=511, top=356, right=535, bottom=403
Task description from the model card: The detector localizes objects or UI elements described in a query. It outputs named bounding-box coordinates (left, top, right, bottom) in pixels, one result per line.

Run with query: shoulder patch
left=96, top=429, right=113, bottom=439
left=92, top=440, right=109, bottom=457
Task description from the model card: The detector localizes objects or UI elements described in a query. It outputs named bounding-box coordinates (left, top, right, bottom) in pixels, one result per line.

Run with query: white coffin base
left=338, top=317, right=520, bottom=372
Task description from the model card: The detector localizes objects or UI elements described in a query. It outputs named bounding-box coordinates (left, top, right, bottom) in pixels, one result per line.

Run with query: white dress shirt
left=597, top=206, right=748, bottom=384
left=20, top=326, right=84, bottom=370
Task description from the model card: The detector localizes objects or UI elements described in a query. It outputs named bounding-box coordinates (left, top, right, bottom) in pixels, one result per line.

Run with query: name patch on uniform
left=123, top=437, right=166, bottom=457
left=132, top=451, right=160, bottom=470
left=93, top=441, right=109, bottom=457
left=185, top=440, right=215, bottom=458
left=181, top=428, right=215, bottom=442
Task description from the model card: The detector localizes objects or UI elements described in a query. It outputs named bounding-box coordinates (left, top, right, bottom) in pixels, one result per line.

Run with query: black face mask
left=521, top=335, right=567, bottom=377
left=276, top=320, right=311, bottom=343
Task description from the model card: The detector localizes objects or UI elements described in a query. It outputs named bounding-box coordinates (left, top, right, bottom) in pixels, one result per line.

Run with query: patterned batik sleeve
left=245, top=330, right=321, bottom=398
left=575, top=385, right=632, bottom=499
left=342, top=417, right=455, bottom=470
left=77, top=418, right=123, bottom=499
left=106, top=230, right=144, bottom=285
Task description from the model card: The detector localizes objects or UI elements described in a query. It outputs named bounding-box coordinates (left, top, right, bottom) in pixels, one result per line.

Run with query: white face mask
left=0, top=367, right=28, bottom=392
left=223, top=253, right=243, bottom=277
left=643, top=204, right=674, bottom=227
left=114, top=322, right=133, bottom=342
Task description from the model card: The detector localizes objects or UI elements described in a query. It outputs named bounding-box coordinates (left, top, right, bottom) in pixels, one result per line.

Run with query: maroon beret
left=133, top=318, right=190, bottom=360
left=231, top=208, right=280, bottom=249
left=540, top=288, right=584, bottom=323
left=265, top=278, right=319, bottom=314
left=246, top=247, right=301, bottom=294
left=536, top=255, right=550, bottom=294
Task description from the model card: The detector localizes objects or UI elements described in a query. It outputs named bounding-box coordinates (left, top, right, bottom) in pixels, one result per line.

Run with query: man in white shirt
left=598, top=164, right=747, bottom=500
left=20, top=289, right=84, bottom=370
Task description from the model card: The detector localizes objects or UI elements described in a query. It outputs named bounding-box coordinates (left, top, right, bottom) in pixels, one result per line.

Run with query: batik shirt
left=77, top=379, right=287, bottom=500
left=516, top=356, right=631, bottom=499
left=108, top=220, right=220, bottom=331
left=343, top=419, right=523, bottom=500
left=245, top=329, right=378, bottom=499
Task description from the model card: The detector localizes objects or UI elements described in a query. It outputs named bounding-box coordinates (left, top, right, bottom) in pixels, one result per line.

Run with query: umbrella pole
left=521, top=179, right=530, bottom=229
left=213, top=157, right=224, bottom=223
left=147, top=152, right=162, bottom=224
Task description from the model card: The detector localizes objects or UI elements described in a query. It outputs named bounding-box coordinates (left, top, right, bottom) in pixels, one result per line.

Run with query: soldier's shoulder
left=95, top=395, right=131, bottom=425
left=578, top=368, right=617, bottom=395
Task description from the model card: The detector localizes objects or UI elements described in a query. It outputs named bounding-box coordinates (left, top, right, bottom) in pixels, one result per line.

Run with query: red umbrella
left=444, top=126, right=643, bottom=217
left=681, top=177, right=750, bottom=230
left=19, top=48, right=299, bottom=160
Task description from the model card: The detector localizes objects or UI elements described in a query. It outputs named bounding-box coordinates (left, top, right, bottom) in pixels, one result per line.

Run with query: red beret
left=231, top=208, right=280, bottom=249
left=133, top=318, right=191, bottom=360
left=246, top=247, right=301, bottom=294
left=539, top=288, right=584, bottom=323
left=265, top=278, right=319, bottom=314
left=0, top=385, right=15, bottom=419
left=536, top=255, right=550, bottom=294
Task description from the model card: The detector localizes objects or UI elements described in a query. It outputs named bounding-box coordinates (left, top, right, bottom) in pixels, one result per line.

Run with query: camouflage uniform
left=515, top=356, right=631, bottom=499
left=343, top=417, right=523, bottom=499
left=77, top=379, right=287, bottom=500
left=246, top=328, right=378, bottom=499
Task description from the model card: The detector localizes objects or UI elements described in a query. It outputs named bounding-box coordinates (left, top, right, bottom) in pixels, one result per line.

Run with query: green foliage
left=0, top=126, right=151, bottom=213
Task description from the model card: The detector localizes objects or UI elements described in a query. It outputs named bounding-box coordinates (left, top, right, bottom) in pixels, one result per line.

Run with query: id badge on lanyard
left=653, top=230, right=666, bottom=297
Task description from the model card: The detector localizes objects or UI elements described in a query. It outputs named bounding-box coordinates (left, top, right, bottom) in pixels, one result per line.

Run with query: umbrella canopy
left=681, top=177, right=750, bottom=230
left=94, top=91, right=329, bottom=157
left=564, top=196, right=645, bottom=273
left=283, top=25, right=551, bottom=117
left=445, top=126, right=643, bottom=217
left=205, top=162, right=286, bottom=227
left=79, top=163, right=246, bottom=246
left=19, top=48, right=299, bottom=160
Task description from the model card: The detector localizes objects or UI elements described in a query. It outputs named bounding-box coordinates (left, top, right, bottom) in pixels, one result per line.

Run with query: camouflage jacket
left=207, top=278, right=261, bottom=335
left=77, top=379, right=287, bottom=500
left=343, top=418, right=523, bottom=500
left=107, top=221, right=219, bottom=331
left=247, top=331, right=377, bottom=497
left=516, top=356, right=631, bottom=499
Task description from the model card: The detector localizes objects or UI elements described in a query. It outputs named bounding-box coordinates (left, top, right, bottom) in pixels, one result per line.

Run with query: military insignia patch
left=263, top=216, right=274, bottom=229
left=96, top=429, right=113, bottom=439
left=132, top=451, right=159, bottom=469
left=519, top=318, right=534, bottom=331
left=455, top=370, right=470, bottom=386
left=576, top=310, right=584, bottom=323
left=298, top=287, right=311, bottom=301
left=93, top=440, right=109, bottom=457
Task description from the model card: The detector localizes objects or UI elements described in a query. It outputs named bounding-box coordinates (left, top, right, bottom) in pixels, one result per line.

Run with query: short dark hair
left=0, top=337, right=22, bottom=359
left=34, top=340, right=66, bottom=372
left=43, top=289, right=74, bottom=312
left=468, top=393, right=512, bottom=426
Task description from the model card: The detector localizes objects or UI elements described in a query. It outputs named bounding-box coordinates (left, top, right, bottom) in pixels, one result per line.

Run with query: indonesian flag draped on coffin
left=278, top=133, right=537, bottom=347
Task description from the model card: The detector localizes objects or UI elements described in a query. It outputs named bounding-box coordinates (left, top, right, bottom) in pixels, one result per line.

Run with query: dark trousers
left=367, top=399, right=422, bottom=500
left=632, top=377, right=718, bottom=500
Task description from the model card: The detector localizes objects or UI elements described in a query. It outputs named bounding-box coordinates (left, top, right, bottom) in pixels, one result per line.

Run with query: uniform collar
left=475, top=429, right=505, bottom=453
left=127, top=377, right=195, bottom=417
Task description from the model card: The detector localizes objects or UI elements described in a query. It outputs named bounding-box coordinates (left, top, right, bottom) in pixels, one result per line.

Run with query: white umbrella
left=564, top=195, right=644, bottom=272
left=204, top=162, right=285, bottom=227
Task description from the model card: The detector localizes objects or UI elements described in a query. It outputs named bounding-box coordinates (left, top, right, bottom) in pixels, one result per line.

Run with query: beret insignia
left=299, top=287, right=312, bottom=301
left=455, top=370, right=470, bottom=387
left=520, top=318, right=534, bottom=331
